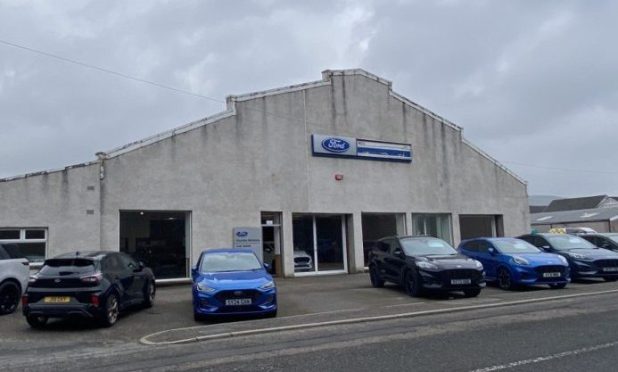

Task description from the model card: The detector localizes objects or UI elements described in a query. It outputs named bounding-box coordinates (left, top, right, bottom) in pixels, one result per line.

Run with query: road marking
left=384, top=302, right=427, bottom=308
left=469, top=340, right=618, bottom=372
left=140, top=288, right=618, bottom=346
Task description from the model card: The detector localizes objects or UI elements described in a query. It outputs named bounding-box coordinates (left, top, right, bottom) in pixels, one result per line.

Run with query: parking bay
left=1, top=274, right=618, bottom=351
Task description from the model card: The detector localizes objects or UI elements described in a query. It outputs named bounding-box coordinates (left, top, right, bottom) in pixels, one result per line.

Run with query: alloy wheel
left=0, top=284, right=19, bottom=314
left=106, top=295, right=119, bottom=325
left=498, top=269, right=512, bottom=290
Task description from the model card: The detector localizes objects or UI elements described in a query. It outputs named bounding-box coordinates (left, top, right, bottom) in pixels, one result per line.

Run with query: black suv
left=23, top=251, right=156, bottom=328
left=368, top=236, right=485, bottom=297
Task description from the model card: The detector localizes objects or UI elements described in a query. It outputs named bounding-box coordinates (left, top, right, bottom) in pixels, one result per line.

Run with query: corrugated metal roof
left=531, top=206, right=618, bottom=224
left=544, top=195, right=608, bottom=212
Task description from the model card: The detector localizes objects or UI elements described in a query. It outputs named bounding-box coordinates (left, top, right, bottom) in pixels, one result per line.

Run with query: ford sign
left=321, top=138, right=351, bottom=153
left=236, top=231, right=248, bottom=237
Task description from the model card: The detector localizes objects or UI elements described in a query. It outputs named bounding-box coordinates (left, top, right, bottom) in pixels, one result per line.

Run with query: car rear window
left=39, top=258, right=98, bottom=275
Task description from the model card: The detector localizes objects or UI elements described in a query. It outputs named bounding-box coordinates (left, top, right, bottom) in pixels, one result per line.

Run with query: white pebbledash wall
left=0, top=69, right=529, bottom=277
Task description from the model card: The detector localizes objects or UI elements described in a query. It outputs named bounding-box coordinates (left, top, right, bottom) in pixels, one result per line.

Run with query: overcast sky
left=1, top=0, right=617, bottom=197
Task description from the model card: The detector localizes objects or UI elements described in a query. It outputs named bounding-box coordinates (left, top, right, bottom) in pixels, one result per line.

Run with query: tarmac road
left=2, top=274, right=618, bottom=371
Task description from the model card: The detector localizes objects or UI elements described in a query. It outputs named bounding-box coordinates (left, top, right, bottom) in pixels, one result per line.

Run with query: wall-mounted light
left=334, top=174, right=344, bottom=181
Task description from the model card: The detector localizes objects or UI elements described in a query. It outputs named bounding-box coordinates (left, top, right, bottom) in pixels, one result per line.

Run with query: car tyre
left=100, top=292, right=120, bottom=327
left=603, top=276, right=618, bottom=282
left=266, top=310, right=277, bottom=318
left=463, top=288, right=481, bottom=298
left=0, top=281, right=21, bottom=315
left=404, top=270, right=423, bottom=297
left=497, top=267, right=514, bottom=290
left=142, top=281, right=155, bottom=308
left=549, top=283, right=567, bottom=289
left=26, top=315, right=48, bottom=329
left=369, top=265, right=385, bottom=288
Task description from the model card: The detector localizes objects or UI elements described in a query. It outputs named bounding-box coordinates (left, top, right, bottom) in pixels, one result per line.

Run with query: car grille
left=215, top=289, right=261, bottom=302
left=534, top=265, right=566, bottom=281
left=595, top=259, right=618, bottom=268
left=295, top=257, right=311, bottom=264
left=442, top=269, right=482, bottom=281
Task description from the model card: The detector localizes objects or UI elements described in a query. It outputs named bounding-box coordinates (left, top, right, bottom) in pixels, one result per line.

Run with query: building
left=543, top=195, right=618, bottom=213
left=531, top=207, right=618, bottom=233
left=0, top=69, right=529, bottom=280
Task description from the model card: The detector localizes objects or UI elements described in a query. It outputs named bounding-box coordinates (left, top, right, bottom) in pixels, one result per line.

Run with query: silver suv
left=0, top=244, right=30, bottom=315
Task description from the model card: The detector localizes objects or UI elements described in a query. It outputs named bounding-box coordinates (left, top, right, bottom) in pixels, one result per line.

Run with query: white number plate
left=542, top=272, right=561, bottom=278
left=225, top=298, right=252, bottom=306
left=603, top=267, right=618, bottom=272
left=451, top=279, right=471, bottom=285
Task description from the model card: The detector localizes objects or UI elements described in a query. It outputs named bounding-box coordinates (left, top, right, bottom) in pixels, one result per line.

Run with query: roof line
left=0, top=160, right=97, bottom=183
left=0, top=68, right=525, bottom=186
left=461, top=138, right=528, bottom=185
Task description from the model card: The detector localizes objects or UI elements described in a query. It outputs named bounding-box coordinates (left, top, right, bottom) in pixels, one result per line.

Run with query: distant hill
left=528, top=195, right=562, bottom=207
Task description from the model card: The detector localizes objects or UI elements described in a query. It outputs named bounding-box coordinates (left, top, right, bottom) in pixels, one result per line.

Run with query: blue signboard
left=311, top=134, right=412, bottom=162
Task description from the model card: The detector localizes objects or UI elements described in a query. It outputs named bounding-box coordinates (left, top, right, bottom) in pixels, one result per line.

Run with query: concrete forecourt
left=2, top=273, right=618, bottom=371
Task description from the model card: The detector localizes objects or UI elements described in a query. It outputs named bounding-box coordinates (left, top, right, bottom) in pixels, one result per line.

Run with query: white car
left=294, top=250, right=313, bottom=272
left=0, top=244, right=30, bottom=315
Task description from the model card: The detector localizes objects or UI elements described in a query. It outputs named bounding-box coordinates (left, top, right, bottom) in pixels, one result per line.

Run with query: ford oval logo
left=321, top=137, right=350, bottom=153
left=236, top=231, right=248, bottom=237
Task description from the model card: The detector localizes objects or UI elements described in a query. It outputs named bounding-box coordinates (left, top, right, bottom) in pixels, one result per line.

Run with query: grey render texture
left=0, top=69, right=530, bottom=277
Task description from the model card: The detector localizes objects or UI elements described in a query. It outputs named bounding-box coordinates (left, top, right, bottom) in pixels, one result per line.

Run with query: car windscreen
left=400, top=238, right=457, bottom=256
left=200, top=252, right=262, bottom=272
left=607, top=235, right=618, bottom=244
left=545, top=235, right=596, bottom=250
left=493, top=239, right=541, bottom=254
left=39, top=258, right=98, bottom=276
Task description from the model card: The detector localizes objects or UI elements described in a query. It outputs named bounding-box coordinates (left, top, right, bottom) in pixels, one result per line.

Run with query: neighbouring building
left=0, top=69, right=529, bottom=280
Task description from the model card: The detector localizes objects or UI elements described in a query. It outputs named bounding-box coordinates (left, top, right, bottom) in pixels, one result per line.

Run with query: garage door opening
left=361, top=213, right=406, bottom=267
left=459, top=215, right=504, bottom=241
left=119, top=211, right=190, bottom=280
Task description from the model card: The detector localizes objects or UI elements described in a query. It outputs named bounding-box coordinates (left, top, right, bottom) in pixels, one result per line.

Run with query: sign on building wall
left=311, top=134, right=412, bottom=162
left=233, top=227, right=263, bottom=262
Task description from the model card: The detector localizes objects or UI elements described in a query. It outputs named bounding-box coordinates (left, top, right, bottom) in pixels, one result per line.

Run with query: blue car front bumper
left=510, top=265, right=570, bottom=286
left=193, top=287, right=277, bottom=316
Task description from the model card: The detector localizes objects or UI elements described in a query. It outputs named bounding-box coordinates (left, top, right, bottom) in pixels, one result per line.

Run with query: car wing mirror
left=488, top=247, right=496, bottom=255
left=393, top=249, right=404, bottom=258
left=264, top=263, right=271, bottom=272
left=540, top=245, right=551, bottom=251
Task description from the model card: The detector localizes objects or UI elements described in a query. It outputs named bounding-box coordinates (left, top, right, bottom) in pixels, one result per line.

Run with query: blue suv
left=458, top=237, right=570, bottom=290
left=192, top=249, right=277, bottom=321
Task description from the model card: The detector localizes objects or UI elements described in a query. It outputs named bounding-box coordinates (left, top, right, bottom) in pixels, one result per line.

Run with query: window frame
left=0, top=228, right=48, bottom=263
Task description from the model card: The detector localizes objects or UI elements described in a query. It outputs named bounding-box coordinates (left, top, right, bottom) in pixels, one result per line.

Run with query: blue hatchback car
left=192, top=249, right=277, bottom=321
left=458, top=237, right=570, bottom=290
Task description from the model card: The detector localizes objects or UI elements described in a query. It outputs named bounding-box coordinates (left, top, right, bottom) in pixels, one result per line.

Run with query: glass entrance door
left=293, top=214, right=347, bottom=274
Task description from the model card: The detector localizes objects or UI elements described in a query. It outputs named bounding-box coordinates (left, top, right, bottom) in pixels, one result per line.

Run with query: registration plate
left=225, top=298, right=252, bottom=306
left=542, top=272, right=561, bottom=278
left=451, top=279, right=471, bottom=285
left=43, top=296, right=70, bottom=304
left=603, top=267, right=618, bottom=272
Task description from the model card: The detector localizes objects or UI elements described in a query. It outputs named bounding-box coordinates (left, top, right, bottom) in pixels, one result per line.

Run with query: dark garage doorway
left=119, top=211, right=190, bottom=279
left=459, top=215, right=504, bottom=241
left=361, top=213, right=405, bottom=267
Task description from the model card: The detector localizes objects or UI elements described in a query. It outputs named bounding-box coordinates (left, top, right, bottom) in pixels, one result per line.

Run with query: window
left=0, top=228, right=47, bottom=262
left=412, top=214, right=453, bottom=244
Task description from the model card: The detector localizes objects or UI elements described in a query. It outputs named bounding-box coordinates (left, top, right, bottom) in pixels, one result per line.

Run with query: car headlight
left=474, top=260, right=483, bottom=269
left=259, top=281, right=275, bottom=290
left=569, top=253, right=588, bottom=260
left=196, top=282, right=217, bottom=293
left=557, top=255, right=568, bottom=264
left=416, top=261, right=438, bottom=270
left=512, top=256, right=529, bottom=265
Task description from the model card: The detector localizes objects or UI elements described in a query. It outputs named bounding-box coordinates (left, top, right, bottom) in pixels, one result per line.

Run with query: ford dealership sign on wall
left=312, top=134, right=412, bottom=162
left=321, top=137, right=351, bottom=153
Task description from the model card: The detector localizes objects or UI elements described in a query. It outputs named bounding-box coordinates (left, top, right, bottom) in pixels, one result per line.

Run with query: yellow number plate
left=44, top=296, right=71, bottom=304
